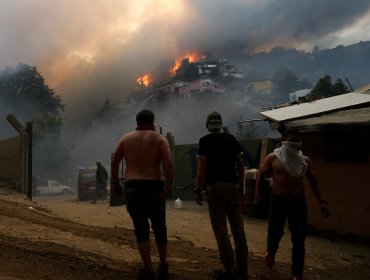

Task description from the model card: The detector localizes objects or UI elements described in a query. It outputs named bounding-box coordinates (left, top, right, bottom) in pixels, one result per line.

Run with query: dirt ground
left=0, top=188, right=369, bottom=280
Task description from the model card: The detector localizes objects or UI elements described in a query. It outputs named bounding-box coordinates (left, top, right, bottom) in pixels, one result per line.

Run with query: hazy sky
left=2, top=0, right=370, bottom=175
left=1, top=0, right=370, bottom=108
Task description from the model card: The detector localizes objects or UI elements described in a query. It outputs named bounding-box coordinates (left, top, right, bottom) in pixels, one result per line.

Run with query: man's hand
left=196, top=191, right=203, bottom=206
left=112, top=181, right=123, bottom=194
left=157, top=187, right=172, bottom=201
left=319, top=200, right=330, bottom=219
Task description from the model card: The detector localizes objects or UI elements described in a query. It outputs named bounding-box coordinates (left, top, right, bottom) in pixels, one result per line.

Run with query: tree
left=0, top=64, right=67, bottom=176
left=0, top=64, right=64, bottom=118
left=310, top=75, right=350, bottom=99
left=310, top=75, right=335, bottom=98
left=334, top=78, right=351, bottom=95
left=271, top=68, right=300, bottom=103
left=32, top=114, right=69, bottom=174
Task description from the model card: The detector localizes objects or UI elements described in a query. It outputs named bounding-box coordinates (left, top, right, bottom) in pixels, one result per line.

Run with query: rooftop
left=260, top=92, right=370, bottom=122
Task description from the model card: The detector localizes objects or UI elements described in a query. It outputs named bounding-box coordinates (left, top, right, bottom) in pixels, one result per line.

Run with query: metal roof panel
left=260, top=92, right=370, bottom=122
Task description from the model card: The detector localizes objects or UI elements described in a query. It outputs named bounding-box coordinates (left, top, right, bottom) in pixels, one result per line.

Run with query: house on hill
left=196, top=58, right=220, bottom=76
left=196, top=58, right=244, bottom=79
left=289, top=88, right=312, bottom=103
left=178, top=78, right=225, bottom=97
left=244, top=79, right=274, bottom=94
left=260, top=91, right=370, bottom=239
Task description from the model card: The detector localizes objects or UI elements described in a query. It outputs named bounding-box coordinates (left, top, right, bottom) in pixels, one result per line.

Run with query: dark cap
left=206, top=111, right=222, bottom=130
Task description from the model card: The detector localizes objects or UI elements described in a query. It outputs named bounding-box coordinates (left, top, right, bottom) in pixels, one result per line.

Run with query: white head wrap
left=273, top=141, right=308, bottom=177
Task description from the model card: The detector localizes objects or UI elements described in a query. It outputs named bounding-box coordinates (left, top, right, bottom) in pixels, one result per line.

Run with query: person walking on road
left=195, top=111, right=249, bottom=280
left=92, top=161, right=108, bottom=203
left=111, top=109, right=174, bottom=280
left=254, top=127, right=330, bottom=280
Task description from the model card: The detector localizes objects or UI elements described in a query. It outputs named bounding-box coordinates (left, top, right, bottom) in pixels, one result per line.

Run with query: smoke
left=1, top=1, right=370, bottom=107
left=1, top=1, right=370, bottom=178
left=0, top=107, right=18, bottom=138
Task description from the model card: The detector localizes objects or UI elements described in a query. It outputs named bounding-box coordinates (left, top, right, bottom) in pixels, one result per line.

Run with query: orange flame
left=169, top=52, right=205, bottom=76
left=136, top=73, right=151, bottom=87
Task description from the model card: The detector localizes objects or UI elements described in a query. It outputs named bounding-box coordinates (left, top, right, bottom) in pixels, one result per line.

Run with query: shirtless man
left=111, top=109, right=174, bottom=280
left=254, top=127, right=329, bottom=280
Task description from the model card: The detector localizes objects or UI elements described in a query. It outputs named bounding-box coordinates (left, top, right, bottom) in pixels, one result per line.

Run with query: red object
left=136, top=124, right=156, bottom=131
left=264, top=251, right=275, bottom=268
left=240, top=195, right=246, bottom=214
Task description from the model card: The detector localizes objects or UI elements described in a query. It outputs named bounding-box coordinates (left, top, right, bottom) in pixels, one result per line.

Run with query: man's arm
left=254, top=153, right=274, bottom=205
left=103, top=167, right=108, bottom=182
left=236, top=153, right=245, bottom=197
left=160, top=137, right=174, bottom=196
left=305, top=157, right=328, bottom=201
left=111, top=140, right=124, bottom=184
left=195, top=156, right=206, bottom=205
left=196, top=156, right=206, bottom=191
left=305, top=157, right=323, bottom=201
left=305, top=156, right=330, bottom=218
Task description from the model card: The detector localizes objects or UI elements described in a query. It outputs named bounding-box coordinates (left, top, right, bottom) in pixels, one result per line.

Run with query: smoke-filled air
left=1, top=0, right=370, bottom=179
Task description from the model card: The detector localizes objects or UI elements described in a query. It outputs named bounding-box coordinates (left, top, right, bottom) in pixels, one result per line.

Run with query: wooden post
left=6, top=115, right=28, bottom=194
left=259, top=138, right=269, bottom=168
left=26, top=122, right=33, bottom=200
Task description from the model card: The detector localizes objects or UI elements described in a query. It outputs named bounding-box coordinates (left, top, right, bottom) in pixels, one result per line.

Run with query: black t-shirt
left=96, top=165, right=108, bottom=184
left=198, top=132, right=242, bottom=184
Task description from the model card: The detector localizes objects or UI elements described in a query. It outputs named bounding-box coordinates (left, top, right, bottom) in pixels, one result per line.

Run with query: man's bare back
left=111, top=110, right=174, bottom=276
left=112, top=130, right=173, bottom=183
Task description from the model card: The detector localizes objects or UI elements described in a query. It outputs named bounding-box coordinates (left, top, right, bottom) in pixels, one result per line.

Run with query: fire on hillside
left=135, top=51, right=206, bottom=87
left=169, top=52, right=205, bottom=76
left=136, top=74, right=152, bottom=87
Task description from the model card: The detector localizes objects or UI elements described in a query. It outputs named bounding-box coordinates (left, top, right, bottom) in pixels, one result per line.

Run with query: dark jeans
left=125, top=180, right=167, bottom=245
left=267, top=193, right=307, bottom=277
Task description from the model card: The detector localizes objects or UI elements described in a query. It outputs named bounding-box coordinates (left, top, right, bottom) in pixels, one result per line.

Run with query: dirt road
left=0, top=189, right=369, bottom=279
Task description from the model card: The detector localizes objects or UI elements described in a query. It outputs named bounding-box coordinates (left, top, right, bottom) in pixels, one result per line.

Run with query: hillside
left=239, top=41, right=370, bottom=89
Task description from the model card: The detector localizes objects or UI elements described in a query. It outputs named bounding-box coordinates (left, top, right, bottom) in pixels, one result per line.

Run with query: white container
left=174, top=198, right=183, bottom=209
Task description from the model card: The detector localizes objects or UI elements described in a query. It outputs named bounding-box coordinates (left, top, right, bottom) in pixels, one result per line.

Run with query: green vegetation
left=271, top=68, right=312, bottom=103
left=0, top=64, right=67, bottom=175
left=310, top=75, right=350, bottom=99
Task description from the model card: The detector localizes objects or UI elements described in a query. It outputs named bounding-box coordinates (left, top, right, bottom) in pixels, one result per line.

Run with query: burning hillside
left=169, top=52, right=206, bottom=76
left=135, top=52, right=205, bottom=87
left=136, top=74, right=152, bottom=87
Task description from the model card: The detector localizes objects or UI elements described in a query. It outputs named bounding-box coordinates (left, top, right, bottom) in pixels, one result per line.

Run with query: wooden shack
left=260, top=92, right=370, bottom=239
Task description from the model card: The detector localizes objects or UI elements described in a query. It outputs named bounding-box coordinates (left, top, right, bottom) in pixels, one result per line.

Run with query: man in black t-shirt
left=196, top=111, right=248, bottom=280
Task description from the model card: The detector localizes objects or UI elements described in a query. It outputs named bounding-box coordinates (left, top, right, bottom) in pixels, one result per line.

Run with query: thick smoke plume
left=1, top=1, right=370, bottom=179
left=1, top=0, right=370, bottom=109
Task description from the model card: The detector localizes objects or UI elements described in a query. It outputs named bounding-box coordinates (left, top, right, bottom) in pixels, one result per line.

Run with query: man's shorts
left=125, top=180, right=167, bottom=244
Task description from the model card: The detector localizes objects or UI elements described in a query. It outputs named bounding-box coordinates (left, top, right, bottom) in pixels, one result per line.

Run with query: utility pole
left=345, top=77, right=354, bottom=92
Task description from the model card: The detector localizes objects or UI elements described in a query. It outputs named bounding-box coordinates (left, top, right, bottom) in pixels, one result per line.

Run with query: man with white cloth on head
left=254, top=127, right=329, bottom=280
